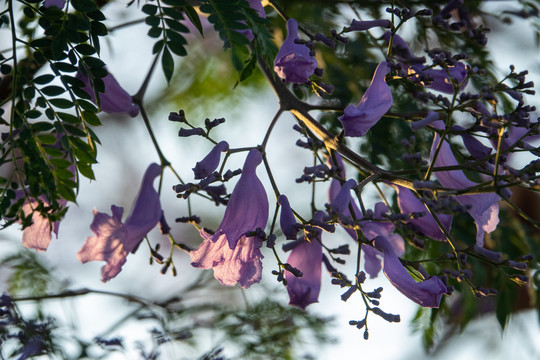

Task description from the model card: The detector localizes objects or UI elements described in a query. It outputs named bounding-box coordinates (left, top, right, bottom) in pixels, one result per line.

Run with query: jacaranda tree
left=1, top=0, right=540, bottom=358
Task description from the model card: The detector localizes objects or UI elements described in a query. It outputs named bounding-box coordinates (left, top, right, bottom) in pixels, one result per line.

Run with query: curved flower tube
left=190, top=149, right=268, bottom=288
left=278, top=194, right=299, bottom=240
left=374, top=236, right=447, bottom=308
left=338, top=62, right=393, bottom=137
left=76, top=69, right=139, bottom=117
left=285, top=215, right=323, bottom=309
left=77, top=163, right=162, bottom=282
left=193, top=141, right=229, bottom=180
left=431, top=127, right=499, bottom=246
left=395, top=186, right=452, bottom=241
left=274, top=18, right=318, bottom=84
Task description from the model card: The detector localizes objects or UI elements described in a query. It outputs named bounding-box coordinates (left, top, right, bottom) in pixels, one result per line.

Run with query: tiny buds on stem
left=178, top=127, right=205, bottom=137
left=341, top=286, right=357, bottom=302
left=168, top=109, right=185, bottom=122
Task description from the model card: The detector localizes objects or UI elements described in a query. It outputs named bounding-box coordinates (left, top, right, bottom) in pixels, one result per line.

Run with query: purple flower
left=328, top=179, right=357, bottom=216
left=189, top=149, right=268, bottom=288
left=43, top=0, right=65, bottom=8
left=285, top=213, right=323, bottom=309
left=384, top=33, right=425, bottom=64
left=237, top=0, right=266, bottom=42
left=346, top=19, right=392, bottom=32
left=453, top=125, right=492, bottom=159
left=193, top=141, right=229, bottom=179
left=431, top=127, right=499, bottom=245
left=77, top=69, right=139, bottom=117
left=274, top=18, right=318, bottom=84
left=190, top=228, right=264, bottom=288
left=77, top=163, right=162, bottom=282
left=411, top=62, right=468, bottom=94
left=19, top=196, right=66, bottom=252
left=395, top=185, right=452, bottom=241
left=278, top=194, right=299, bottom=240
left=374, top=236, right=447, bottom=308
left=338, top=62, right=393, bottom=137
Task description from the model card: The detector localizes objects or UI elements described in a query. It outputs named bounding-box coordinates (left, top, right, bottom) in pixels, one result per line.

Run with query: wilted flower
left=193, top=141, right=229, bottom=180
left=374, top=236, right=447, bottom=308
left=274, top=18, right=318, bottom=84
left=77, top=69, right=139, bottom=117
left=77, top=163, right=162, bottom=282
left=338, top=62, right=393, bottom=137
left=189, top=149, right=268, bottom=288
left=285, top=212, right=323, bottom=309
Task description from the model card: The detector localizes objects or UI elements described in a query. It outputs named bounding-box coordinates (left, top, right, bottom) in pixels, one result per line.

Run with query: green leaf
left=76, top=99, right=98, bottom=112
left=57, top=112, right=80, bottom=124
left=82, top=56, right=105, bottom=68
left=53, top=62, right=78, bottom=73
left=76, top=161, right=95, bottom=179
left=145, top=15, right=160, bottom=27
left=166, top=29, right=187, bottom=45
left=71, top=0, right=98, bottom=13
left=153, top=40, right=165, bottom=54
left=34, top=74, right=55, bottom=85
left=142, top=4, right=158, bottom=15
left=44, top=147, right=64, bottom=157
left=148, top=27, right=163, bottom=38
left=49, top=98, right=74, bottom=109
left=63, top=124, right=86, bottom=137
left=41, top=85, right=66, bottom=96
left=162, top=47, right=174, bottom=83
left=75, top=44, right=96, bottom=55
left=58, top=184, right=76, bottom=202
left=37, top=134, right=58, bottom=145
left=50, top=158, right=72, bottom=168
left=23, top=86, right=36, bottom=100
left=81, top=111, right=101, bottom=126
left=239, top=52, right=257, bottom=82
left=165, top=18, right=190, bottom=33
left=31, top=122, right=54, bottom=132
left=26, top=109, right=42, bottom=119
left=183, top=5, right=203, bottom=35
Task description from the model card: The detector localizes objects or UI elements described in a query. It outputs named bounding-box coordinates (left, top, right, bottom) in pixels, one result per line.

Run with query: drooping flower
left=285, top=212, right=323, bottom=309
left=189, top=149, right=268, bottom=288
left=278, top=194, right=299, bottom=240
left=395, top=185, right=452, bottom=241
left=373, top=236, right=447, bottom=308
left=193, top=141, right=229, bottom=180
left=77, top=163, right=162, bottom=282
left=19, top=196, right=67, bottom=252
left=327, top=154, right=404, bottom=278
left=274, top=18, right=318, bottom=84
left=338, top=62, right=393, bottom=137
left=430, top=124, right=499, bottom=245
left=76, top=69, right=139, bottom=117
left=237, top=0, right=266, bottom=42
left=410, top=62, right=468, bottom=94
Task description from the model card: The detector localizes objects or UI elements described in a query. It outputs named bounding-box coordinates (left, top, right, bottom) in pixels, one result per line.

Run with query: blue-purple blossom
left=237, top=0, right=266, bottom=42
left=345, top=19, right=392, bottom=32
left=77, top=163, right=162, bottom=282
left=453, top=125, right=492, bottom=159
left=274, top=18, right=318, bottom=84
left=338, top=62, right=393, bottom=137
left=285, top=213, right=323, bottom=309
left=374, top=236, right=447, bottom=308
left=410, top=62, right=468, bottom=93
left=431, top=123, right=500, bottom=245
left=43, top=0, right=65, bottom=8
left=278, top=194, right=299, bottom=240
left=328, top=179, right=357, bottom=216
left=193, top=141, right=229, bottom=179
left=189, top=149, right=268, bottom=288
left=395, top=185, right=452, bottom=241
left=77, top=69, right=139, bottom=117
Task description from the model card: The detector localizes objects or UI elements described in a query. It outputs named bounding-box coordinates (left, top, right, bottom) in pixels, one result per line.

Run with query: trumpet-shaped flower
left=285, top=212, right=323, bottom=309
left=396, top=186, right=452, bottom=241
left=274, top=19, right=318, bottom=84
left=19, top=196, right=66, bottom=252
left=77, top=163, right=162, bottom=282
left=193, top=141, right=229, bottom=179
left=77, top=69, right=139, bottom=117
left=338, top=62, right=393, bottom=137
left=431, top=125, right=499, bottom=245
left=374, top=236, right=447, bottom=308
left=278, top=194, right=299, bottom=240
left=190, top=149, right=268, bottom=288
